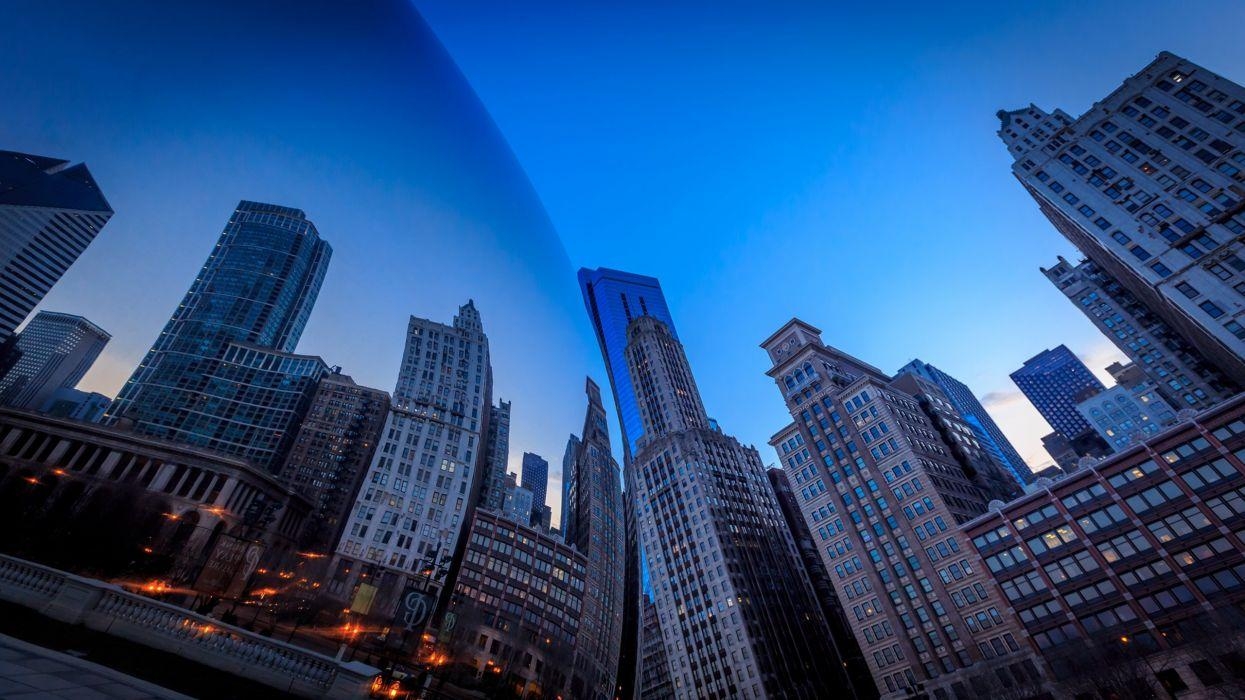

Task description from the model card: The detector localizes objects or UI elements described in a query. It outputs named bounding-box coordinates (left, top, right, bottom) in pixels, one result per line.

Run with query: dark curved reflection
left=0, top=0, right=595, bottom=486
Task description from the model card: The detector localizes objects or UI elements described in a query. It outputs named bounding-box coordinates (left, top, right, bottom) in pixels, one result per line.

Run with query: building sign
left=395, top=586, right=433, bottom=634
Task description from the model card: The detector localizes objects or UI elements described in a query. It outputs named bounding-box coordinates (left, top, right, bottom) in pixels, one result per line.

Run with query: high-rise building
left=1010, top=345, right=1106, bottom=442
left=766, top=465, right=878, bottom=699
left=626, top=314, right=841, bottom=698
left=105, top=201, right=331, bottom=470
left=897, top=360, right=1033, bottom=485
left=963, top=392, right=1245, bottom=695
left=1042, top=256, right=1236, bottom=410
left=501, top=472, right=535, bottom=526
left=41, top=388, right=110, bottom=422
left=578, top=267, right=677, bottom=463
left=0, top=151, right=113, bottom=343
left=999, top=51, right=1245, bottom=389
left=559, top=433, right=580, bottom=535
left=520, top=451, right=549, bottom=519
left=1075, top=381, right=1177, bottom=453
left=762, top=318, right=1041, bottom=699
left=0, top=311, right=108, bottom=410
left=332, top=302, right=491, bottom=612
left=280, top=371, right=389, bottom=552
left=480, top=399, right=511, bottom=511
left=563, top=378, right=626, bottom=700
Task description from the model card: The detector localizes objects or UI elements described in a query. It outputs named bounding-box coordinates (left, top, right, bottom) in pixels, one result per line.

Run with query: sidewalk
left=0, top=632, right=192, bottom=700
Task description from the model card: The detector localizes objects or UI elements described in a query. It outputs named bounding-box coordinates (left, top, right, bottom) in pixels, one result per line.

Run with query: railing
left=0, top=554, right=376, bottom=699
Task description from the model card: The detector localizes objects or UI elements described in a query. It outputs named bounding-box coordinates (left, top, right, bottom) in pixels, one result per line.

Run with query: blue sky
left=5, top=1, right=1245, bottom=523
left=416, top=0, right=1245, bottom=473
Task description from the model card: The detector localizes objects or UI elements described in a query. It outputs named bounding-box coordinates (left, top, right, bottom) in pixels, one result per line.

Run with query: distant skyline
left=5, top=2, right=1245, bottom=525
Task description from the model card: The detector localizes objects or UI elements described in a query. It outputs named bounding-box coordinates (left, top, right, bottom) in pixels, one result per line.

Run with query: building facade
left=0, top=311, right=109, bottom=410
left=1042, top=256, right=1236, bottom=410
left=105, top=201, right=331, bottom=469
left=279, top=371, right=389, bottom=552
left=1000, top=51, right=1245, bottom=389
left=964, top=393, right=1245, bottom=694
left=479, top=400, right=511, bottom=512
left=562, top=378, right=626, bottom=700
left=500, top=472, right=534, bottom=526
left=0, top=151, right=113, bottom=343
left=762, top=319, right=1041, bottom=699
left=332, top=302, right=491, bottom=614
left=446, top=510, right=585, bottom=697
left=42, top=388, right=110, bottom=422
left=1076, top=382, right=1177, bottom=453
left=520, top=451, right=548, bottom=525
left=627, top=314, right=841, bottom=699
left=1011, top=345, right=1106, bottom=442
left=897, top=360, right=1034, bottom=485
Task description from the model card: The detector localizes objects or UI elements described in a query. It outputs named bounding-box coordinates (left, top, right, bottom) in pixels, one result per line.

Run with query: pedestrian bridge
left=0, top=553, right=378, bottom=698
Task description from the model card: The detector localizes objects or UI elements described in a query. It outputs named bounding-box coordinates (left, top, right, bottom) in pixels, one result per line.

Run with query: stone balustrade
left=0, top=554, right=377, bottom=699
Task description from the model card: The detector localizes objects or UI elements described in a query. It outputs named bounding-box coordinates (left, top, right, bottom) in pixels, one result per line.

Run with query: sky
left=414, top=0, right=1245, bottom=478
left=5, top=1, right=1245, bottom=525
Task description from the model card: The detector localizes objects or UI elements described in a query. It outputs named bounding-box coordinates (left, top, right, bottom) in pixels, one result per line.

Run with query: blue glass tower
left=577, top=267, right=676, bottom=464
left=1010, top=345, right=1105, bottom=440
left=898, top=359, right=1034, bottom=485
left=106, top=201, right=331, bottom=469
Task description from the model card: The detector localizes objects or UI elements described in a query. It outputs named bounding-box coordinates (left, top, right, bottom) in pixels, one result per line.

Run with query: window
left=1200, top=300, right=1226, bottom=318
left=1176, top=281, right=1200, bottom=298
left=1125, top=480, right=1183, bottom=513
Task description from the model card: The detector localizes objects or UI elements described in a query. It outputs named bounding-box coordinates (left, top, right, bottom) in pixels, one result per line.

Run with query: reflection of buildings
left=446, top=509, right=584, bottom=697
left=0, top=150, right=113, bottom=344
left=0, top=408, right=310, bottom=594
left=331, top=302, right=491, bottom=618
left=106, top=201, right=332, bottom=473
left=0, top=311, right=109, bottom=410
left=964, top=392, right=1245, bottom=693
left=279, top=371, right=388, bottom=553
left=563, top=379, right=625, bottom=700
left=628, top=314, right=841, bottom=697
left=897, top=360, right=1033, bottom=485
left=762, top=319, right=1041, bottom=699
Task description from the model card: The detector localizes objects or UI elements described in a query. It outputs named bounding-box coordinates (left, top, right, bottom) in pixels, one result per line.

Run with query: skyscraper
left=559, top=433, right=580, bottom=535
left=280, top=371, right=389, bottom=552
left=578, top=267, right=676, bottom=463
left=999, top=51, right=1245, bottom=388
left=762, top=319, right=1041, bottom=698
left=625, top=314, right=841, bottom=698
left=332, top=301, right=491, bottom=610
left=520, top=452, right=548, bottom=507
left=1010, top=345, right=1105, bottom=441
left=479, top=399, right=511, bottom=511
left=0, top=311, right=109, bottom=410
left=0, top=151, right=112, bottom=343
left=1041, top=256, right=1235, bottom=410
left=563, top=378, right=625, bottom=700
left=897, top=359, right=1034, bottom=485
left=105, top=201, right=331, bottom=470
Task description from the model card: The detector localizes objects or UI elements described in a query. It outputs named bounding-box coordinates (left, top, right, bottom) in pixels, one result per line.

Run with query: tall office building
left=333, top=302, right=491, bottom=609
left=105, top=201, right=331, bottom=470
left=41, top=388, right=110, bottom=422
left=766, top=466, right=877, bottom=700
left=479, top=399, right=511, bottom=511
left=1042, top=256, right=1235, bottom=410
left=500, top=472, right=535, bottom=526
left=1000, top=52, right=1245, bottom=388
left=0, top=311, right=109, bottom=410
left=563, top=378, right=626, bottom=700
left=762, top=319, right=1041, bottom=698
left=280, top=371, right=389, bottom=552
left=559, top=433, right=580, bottom=534
left=626, top=314, right=841, bottom=698
left=1010, top=345, right=1106, bottom=441
left=0, top=151, right=113, bottom=343
left=897, top=360, right=1033, bottom=485
left=521, top=451, right=549, bottom=524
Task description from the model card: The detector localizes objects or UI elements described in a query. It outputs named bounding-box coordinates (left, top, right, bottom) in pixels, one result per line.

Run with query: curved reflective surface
left=0, top=0, right=597, bottom=502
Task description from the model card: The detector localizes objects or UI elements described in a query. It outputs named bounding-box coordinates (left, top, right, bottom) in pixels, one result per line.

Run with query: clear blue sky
left=416, top=0, right=1245, bottom=472
left=5, top=2, right=1245, bottom=524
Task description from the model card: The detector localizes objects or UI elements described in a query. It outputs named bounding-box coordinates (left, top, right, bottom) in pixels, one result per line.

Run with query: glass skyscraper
left=106, top=200, right=332, bottom=470
left=0, top=151, right=113, bottom=344
left=1010, top=345, right=1105, bottom=440
left=577, top=267, right=676, bottom=463
left=0, top=310, right=110, bottom=410
left=897, top=358, right=1034, bottom=485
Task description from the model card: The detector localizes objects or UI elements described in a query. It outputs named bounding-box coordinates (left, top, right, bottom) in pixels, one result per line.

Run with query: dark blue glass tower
left=106, top=201, right=331, bottom=469
left=1010, top=345, right=1105, bottom=440
left=577, top=267, right=676, bottom=464
left=898, top=358, right=1034, bottom=485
